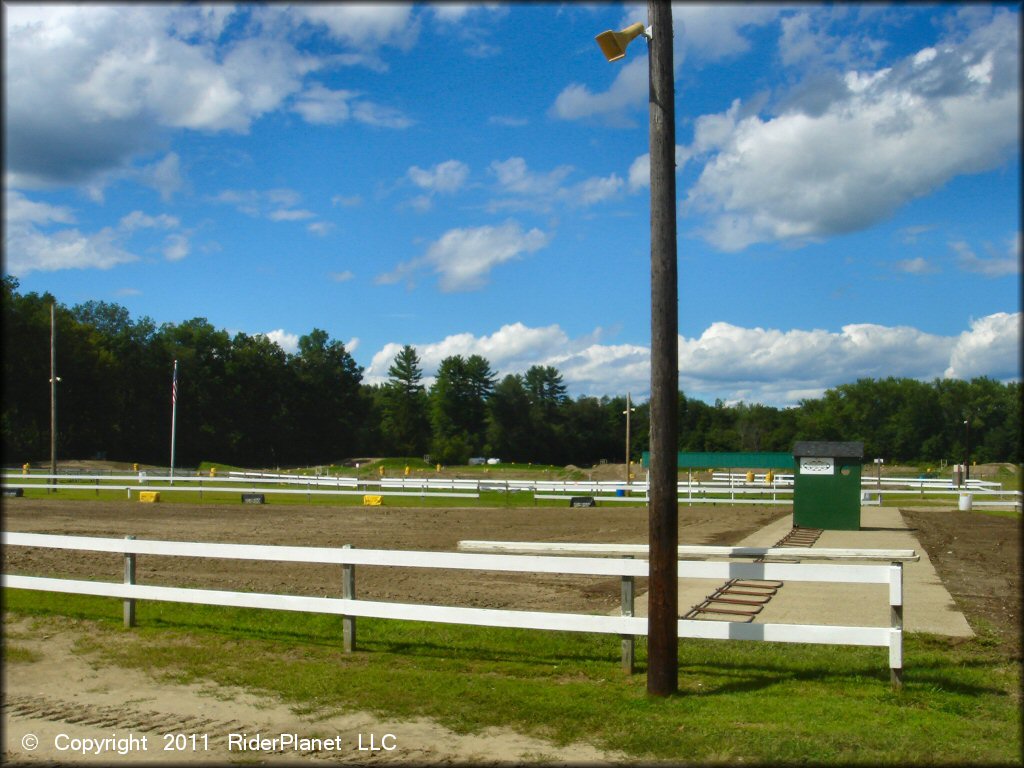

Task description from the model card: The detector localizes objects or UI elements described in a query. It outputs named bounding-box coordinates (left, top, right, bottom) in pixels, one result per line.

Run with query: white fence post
left=123, top=535, right=136, bottom=628
left=342, top=544, right=356, bottom=653
left=621, top=555, right=635, bottom=674
left=890, top=561, right=904, bottom=690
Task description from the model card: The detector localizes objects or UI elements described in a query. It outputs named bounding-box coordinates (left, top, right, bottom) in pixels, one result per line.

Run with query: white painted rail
left=3, top=531, right=906, bottom=687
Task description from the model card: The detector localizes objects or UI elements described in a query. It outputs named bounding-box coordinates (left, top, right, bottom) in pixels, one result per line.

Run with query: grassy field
left=4, top=589, right=1019, bottom=764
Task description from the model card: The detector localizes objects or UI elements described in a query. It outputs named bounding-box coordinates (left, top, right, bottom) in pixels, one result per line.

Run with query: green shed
left=792, top=441, right=864, bottom=530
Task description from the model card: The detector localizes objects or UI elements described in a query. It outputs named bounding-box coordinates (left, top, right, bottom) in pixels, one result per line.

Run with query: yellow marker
left=139, top=491, right=160, bottom=503
left=210, top=467, right=217, bottom=477
left=22, top=463, right=29, bottom=475
left=405, top=465, right=410, bottom=476
left=362, top=494, right=383, bottom=506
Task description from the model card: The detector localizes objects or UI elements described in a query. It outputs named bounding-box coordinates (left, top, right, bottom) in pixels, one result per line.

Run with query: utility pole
left=49, top=302, right=57, bottom=489
left=624, top=392, right=635, bottom=493
left=646, top=0, right=679, bottom=697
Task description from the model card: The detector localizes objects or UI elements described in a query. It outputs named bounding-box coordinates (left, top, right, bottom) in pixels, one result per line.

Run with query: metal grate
left=681, top=526, right=824, bottom=622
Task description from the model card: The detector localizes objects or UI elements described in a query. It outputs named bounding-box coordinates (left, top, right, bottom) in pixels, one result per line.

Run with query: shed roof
left=792, top=441, right=864, bottom=459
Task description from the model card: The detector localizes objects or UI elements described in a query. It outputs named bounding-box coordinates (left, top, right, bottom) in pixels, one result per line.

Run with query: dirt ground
left=2, top=495, right=1020, bottom=764
left=900, top=507, right=1020, bottom=656
left=1, top=498, right=787, bottom=614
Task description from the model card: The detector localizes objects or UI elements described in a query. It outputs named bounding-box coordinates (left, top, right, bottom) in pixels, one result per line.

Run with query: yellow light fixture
left=595, top=21, right=650, bottom=62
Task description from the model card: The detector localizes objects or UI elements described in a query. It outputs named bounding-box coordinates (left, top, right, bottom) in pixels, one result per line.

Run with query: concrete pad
left=630, top=506, right=974, bottom=638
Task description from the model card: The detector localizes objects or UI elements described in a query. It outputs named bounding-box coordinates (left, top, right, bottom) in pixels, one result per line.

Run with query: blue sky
left=4, top=3, right=1020, bottom=406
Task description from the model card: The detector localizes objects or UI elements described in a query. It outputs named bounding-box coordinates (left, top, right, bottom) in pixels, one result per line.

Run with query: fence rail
left=3, top=531, right=906, bottom=688
left=4, top=471, right=1018, bottom=509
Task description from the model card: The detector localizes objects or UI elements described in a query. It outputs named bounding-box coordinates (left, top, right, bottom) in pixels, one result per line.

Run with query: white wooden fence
left=4, top=469, right=1019, bottom=509
left=3, top=531, right=909, bottom=688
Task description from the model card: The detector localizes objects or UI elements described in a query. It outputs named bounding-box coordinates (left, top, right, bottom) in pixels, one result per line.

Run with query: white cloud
left=945, top=313, right=1021, bottom=380
left=292, top=85, right=357, bottom=124
left=951, top=239, right=1020, bottom=278
left=136, top=153, right=184, bottom=202
left=3, top=191, right=191, bottom=274
left=4, top=5, right=414, bottom=189
left=119, top=211, right=179, bottom=231
left=213, top=188, right=323, bottom=227
left=162, top=234, right=190, bottom=262
left=487, top=157, right=622, bottom=212
left=894, top=257, right=937, bottom=275
left=330, top=270, right=355, bottom=282
left=362, top=313, right=1020, bottom=405
left=407, top=160, right=470, bottom=193
left=552, top=5, right=783, bottom=125
left=285, top=5, right=419, bottom=50
left=308, top=222, right=335, bottom=237
left=4, top=221, right=139, bottom=275
left=262, top=329, right=300, bottom=355
left=682, top=11, right=1020, bottom=251
left=550, top=56, right=648, bottom=126
left=291, top=84, right=412, bottom=129
left=377, top=221, right=549, bottom=292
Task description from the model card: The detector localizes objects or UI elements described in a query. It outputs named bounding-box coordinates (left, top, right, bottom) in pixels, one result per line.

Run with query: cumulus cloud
left=682, top=10, right=1020, bottom=251
left=377, top=220, right=549, bottom=292
left=488, top=157, right=623, bottom=212
left=362, top=312, right=1020, bottom=405
left=292, top=84, right=413, bottom=128
left=212, top=187, right=327, bottom=232
left=262, top=329, right=300, bottom=355
left=408, top=160, right=470, bottom=193
left=403, top=159, right=470, bottom=210
left=551, top=5, right=783, bottom=125
left=894, top=257, right=938, bottom=275
left=3, top=191, right=193, bottom=274
left=3, top=5, right=414, bottom=189
left=951, top=239, right=1020, bottom=278
left=944, top=312, right=1021, bottom=380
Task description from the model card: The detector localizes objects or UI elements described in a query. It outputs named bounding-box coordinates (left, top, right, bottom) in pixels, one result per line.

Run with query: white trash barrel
left=958, top=493, right=973, bottom=512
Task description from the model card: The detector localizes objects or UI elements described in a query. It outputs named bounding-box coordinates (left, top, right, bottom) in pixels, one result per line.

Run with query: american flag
left=171, top=360, right=178, bottom=406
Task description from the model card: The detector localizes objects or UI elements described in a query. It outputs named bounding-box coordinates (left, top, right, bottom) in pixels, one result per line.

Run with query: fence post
left=890, top=561, right=904, bottom=690
left=342, top=544, right=356, bottom=653
left=621, top=555, right=635, bottom=674
left=123, top=535, right=136, bottom=628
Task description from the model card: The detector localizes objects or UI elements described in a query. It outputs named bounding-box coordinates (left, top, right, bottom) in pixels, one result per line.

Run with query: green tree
left=381, top=345, right=430, bottom=456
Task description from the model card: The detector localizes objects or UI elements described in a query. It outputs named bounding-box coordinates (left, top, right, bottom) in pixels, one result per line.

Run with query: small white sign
left=800, top=457, right=834, bottom=475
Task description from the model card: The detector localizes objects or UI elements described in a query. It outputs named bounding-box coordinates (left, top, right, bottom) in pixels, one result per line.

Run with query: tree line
left=3, top=277, right=1019, bottom=469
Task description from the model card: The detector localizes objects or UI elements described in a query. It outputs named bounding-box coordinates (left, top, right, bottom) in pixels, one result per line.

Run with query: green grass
left=4, top=589, right=1020, bottom=764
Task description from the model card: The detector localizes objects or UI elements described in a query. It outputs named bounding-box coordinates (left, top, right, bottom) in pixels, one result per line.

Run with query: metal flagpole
left=170, top=359, right=178, bottom=485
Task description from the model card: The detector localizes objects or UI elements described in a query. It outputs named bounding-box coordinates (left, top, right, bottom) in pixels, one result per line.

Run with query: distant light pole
left=623, top=392, right=636, bottom=493
left=596, top=1, right=679, bottom=697
left=49, top=303, right=61, bottom=490
left=963, top=418, right=971, bottom=483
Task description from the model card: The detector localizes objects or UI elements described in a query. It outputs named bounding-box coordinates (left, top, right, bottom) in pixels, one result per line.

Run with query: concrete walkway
left=631, top=506, right=974, bottom=637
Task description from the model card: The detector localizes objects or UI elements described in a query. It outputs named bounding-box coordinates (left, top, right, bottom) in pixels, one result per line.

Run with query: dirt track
left=3, top=496, right=1021, bottom=764
left=1, top=498, right=788, bottom=614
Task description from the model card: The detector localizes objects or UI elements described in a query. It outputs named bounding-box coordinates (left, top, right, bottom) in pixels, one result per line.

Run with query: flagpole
left=170, top=359, right=178, bottom=485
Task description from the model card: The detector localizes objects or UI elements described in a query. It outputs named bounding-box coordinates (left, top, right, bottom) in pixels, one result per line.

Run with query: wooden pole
left=50, top=303, right=57, bottom=487
left=646, top=0, right=679, bottom=697
left=625, top=392, right=632, bottom=494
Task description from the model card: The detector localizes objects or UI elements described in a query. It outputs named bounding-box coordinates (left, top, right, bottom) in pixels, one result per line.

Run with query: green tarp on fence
left=641, top=451, right=794, bottom=469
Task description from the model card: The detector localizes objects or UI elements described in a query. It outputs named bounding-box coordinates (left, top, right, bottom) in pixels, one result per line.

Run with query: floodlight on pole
left=595, top=22, right=652, bottom=62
